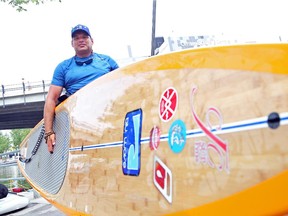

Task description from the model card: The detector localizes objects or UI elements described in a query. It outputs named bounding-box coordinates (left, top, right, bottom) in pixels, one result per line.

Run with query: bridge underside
left=0, top=101, right=44, bottom=130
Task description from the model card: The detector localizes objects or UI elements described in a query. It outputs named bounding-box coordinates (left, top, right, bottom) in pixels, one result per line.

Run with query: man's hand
left=45, top=132, right=56, bottom=154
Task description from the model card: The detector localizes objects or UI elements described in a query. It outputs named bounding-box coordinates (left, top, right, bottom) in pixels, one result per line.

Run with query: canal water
left=0, top=164, right=30, bottom=190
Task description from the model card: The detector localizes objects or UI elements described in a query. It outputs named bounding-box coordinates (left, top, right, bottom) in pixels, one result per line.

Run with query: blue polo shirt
left=51, top=53, right=119, bottom=95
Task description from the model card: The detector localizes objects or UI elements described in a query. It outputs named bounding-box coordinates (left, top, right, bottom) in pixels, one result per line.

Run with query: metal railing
left=1, top=80, right=51, bottom=107
left=0, top=150, right=26, bottom=183
left=0, top=150, right=20, bottom=158
left=0, top=177, right=26, bottom=182
left=0, top=150, right=20, bottom=167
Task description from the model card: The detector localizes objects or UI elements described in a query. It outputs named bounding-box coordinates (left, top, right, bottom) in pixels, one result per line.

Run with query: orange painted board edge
left=166, top=170, right=288, bottom=216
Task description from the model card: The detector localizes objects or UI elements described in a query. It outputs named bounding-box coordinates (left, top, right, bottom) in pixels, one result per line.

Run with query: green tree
left=0, top=0, right=61, bottom=12
left=0, top=132, right=10, bottom=153
left=10, top=129, right=31, bottom=150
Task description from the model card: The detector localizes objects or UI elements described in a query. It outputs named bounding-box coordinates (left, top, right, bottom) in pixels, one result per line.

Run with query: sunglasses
left=75, top=57, right=93, bottom=66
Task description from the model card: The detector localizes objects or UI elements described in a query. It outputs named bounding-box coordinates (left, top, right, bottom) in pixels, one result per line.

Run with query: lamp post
left=42, top=80, right=46, bottom=101
left=150, top=0, right=157, bottom=56
left=22, top=78, right=26, bottom=105
left=1, top=84, right=5, bottom=108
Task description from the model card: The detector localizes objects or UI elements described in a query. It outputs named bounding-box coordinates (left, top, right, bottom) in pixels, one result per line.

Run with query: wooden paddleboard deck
left=18, top=43, right=288, bottom=215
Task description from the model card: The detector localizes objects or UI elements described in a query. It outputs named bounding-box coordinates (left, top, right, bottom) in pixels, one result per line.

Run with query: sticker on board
left=153, top=155, right=172, bottom=203
left=159, top=87, right=178, bottom=122
left=149, top=126, right=161, bottom=150
left=168, top=119, right=187, bottom=153
left=122, top=109, right=143, bottom=176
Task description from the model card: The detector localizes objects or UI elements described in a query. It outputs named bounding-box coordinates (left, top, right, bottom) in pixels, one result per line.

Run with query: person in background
left=44, top=24, right=119, bottom=153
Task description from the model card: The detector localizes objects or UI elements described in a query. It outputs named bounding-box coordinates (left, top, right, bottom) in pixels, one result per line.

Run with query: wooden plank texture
left=19, top=44, right=288, bottom=216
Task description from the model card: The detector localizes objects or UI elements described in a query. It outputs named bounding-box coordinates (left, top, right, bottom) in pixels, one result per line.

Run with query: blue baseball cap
left=71, top=24, right=91, bottom=38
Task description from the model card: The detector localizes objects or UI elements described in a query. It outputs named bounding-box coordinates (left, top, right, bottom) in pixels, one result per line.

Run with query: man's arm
left=43, top=85, right=63, bottom=153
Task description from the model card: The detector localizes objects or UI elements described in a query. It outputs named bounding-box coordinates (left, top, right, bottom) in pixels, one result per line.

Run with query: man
left=44, top=24, right=119, bottom=153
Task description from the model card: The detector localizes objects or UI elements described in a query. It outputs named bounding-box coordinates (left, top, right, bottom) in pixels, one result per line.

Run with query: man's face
left=71, top=31, right=94, bottom=56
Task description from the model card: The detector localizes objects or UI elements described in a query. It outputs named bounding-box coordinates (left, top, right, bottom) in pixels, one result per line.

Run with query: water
left=0, top=164, right=31, bottom=190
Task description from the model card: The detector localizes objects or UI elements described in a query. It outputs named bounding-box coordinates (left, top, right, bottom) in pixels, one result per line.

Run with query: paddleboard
left=18, top=43, right=288, bottom=216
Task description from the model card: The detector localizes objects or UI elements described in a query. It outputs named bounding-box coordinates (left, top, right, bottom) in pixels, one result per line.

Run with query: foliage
left=0, top=132, right=10, bottom=153
left=10, top=129, right=31, bottom=150
left=0, top=0, right=61, bottom=12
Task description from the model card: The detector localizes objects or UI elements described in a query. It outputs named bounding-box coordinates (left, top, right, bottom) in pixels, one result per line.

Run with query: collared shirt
left=51, top=53, right=119, bottom=95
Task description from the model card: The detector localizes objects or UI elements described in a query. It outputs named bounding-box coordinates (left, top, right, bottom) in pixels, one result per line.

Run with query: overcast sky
left=0, top=0, right=287, bottom=85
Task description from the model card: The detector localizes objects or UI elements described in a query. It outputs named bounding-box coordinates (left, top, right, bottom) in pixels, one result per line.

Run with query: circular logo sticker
left=149, top=126, right=161, bottom=150
left=168, top=119, right=186, bottom=153
left=159, top=87, right=178, bottom=122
